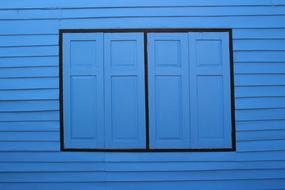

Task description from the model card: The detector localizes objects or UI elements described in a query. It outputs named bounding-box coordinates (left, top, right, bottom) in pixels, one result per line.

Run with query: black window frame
left=59, top=28, right=236, bottom=152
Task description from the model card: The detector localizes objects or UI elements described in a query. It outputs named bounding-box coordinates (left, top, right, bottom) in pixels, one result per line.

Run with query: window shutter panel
left=104, top=33, right=146, bottom=148
left=63, top=33, right=105, bottom=148
left=148, top=33, right=190, bottom=148
left=189, top=32, right=232, bottom=148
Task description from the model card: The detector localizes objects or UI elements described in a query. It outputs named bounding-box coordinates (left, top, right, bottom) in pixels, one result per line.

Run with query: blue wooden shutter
left=148, top=33, right=190, bottom=148
left=63, top=33, right=104, bottom=148
left=104, top=33, right=146, bottom=148
left=189, top=32, right=232, bottom=148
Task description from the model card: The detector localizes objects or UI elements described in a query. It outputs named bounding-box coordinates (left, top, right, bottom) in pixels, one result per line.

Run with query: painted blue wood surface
left=63, top=33, right=146, bottom=149
left=0, top=0, right=285, bottom=189
left=63, top=33, right=104, bottom=148
left=148, top=33, right=190, bottom=148
left=104, top=33, right=146, bottom=148
left=189, top=32, right=232, bottom=148
left=148, top=32, right=231, bottom=149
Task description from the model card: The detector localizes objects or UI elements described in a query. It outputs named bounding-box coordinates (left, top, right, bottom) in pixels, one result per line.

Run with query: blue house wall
left=0, top=0, right=285, bottom=189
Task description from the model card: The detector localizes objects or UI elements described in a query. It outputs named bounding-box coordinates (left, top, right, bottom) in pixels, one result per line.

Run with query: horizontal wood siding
left=0, top=0, right=284, bottom=189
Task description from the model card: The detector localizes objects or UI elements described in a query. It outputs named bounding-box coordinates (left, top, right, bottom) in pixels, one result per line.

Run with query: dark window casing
left=59, top=28, right=236, bottom=152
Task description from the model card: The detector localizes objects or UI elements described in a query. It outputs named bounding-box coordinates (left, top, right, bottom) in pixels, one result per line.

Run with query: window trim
left=59, top=28, right=236, bottom=152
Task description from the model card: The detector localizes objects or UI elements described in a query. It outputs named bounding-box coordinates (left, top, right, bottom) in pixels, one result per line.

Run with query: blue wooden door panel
left=148, top=33, right=190, bottom=148
left=63, top=33, right=104, bottom=148
left=189, top=32, right=232, bottom=148
left=104, top=33, right=146, bottom=148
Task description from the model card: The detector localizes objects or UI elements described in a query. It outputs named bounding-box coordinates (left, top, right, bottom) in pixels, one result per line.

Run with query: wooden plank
left=0, top=0, right=275, bottom=10
left=0, top=20, right=59, bottom=35
left=2, top=6, right=285, bottom=20
left=0, top=46, right=58, bottom=57
left=0, top=9, right=59, bottom=20
left=233, top=28, right=285, bottom=39
left=235, top=74, right=285, bottom=86
left=234, top=51, right=285, bottom=62
left=0, top=161, right=285, bottom=172
left=235, top=85, right=285, bottom=98
left=236, top=108, right=285, bottom=121
left=0, top=141, right=59, bottom=152
left=0, top=131, right=59, bottom=142
left=237, top=120, right=285, bottom=131
left=0, top=35, right=58, bottom=47
left=0, top=100, right=59, bottom=112
left=0, top=121, right=59, bottom=132
left=0, top=78, right=58, bottom=90
left=237, top=140, right=285, bottom=152
left=237, top=130, right=285, bottom=141
left=60, top=16, right=285, bottom=29
left=0, top=169, right=284, bottom=182
left=235, top=97, right=285, bottom=109
left=233, top=39, right=285, bottom=51
left=0, top=151, right=284, bottom=162
left=234, top=63, right=285, bottom=74
left=0, top=66, right=58, bottom=78
left=0, top=57, right=58, bottom=68
left=0, top=89, right=59, bottom=101
left=0, top=111, right=59, bottom=122
left=60, top=6, right=285, bottom=19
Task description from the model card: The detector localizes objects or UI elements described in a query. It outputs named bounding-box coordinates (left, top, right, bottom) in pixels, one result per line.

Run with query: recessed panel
left=155, top=40, right=181, bottom=67
left=196, top=75, right=224, bottom=139
left=197, top=40, right=222, bottom=66
left=155, top=76, right=182, bottom=139
left=111, top=40, right=136, bottom=67
left=111, top=76, right=139, bottom=140
left=148, top=33, right=190, bottom=149
left=70, top=40, right=97, bottom=66
left=71, top=76, right=97, bottom=139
